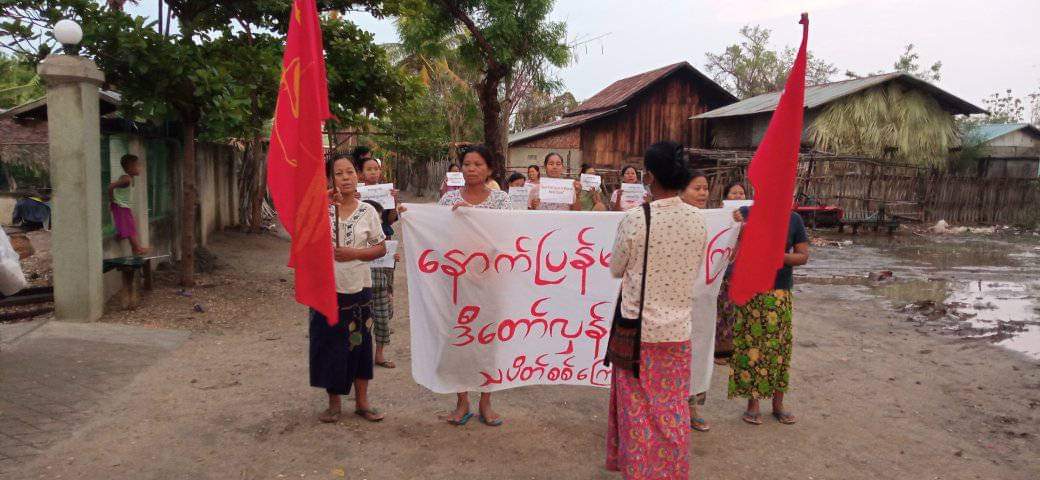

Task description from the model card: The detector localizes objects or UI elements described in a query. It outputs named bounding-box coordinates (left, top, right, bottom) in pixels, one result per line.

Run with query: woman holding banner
left=713, top=181, right=748, bottom=367
left=528, top=152, right=581, bottom=211
left=439, top=163, right=462, bottom=197
left=357, top=154, right=399, bottom=370
left=435, top=144, right=509, bottom=426
left=311, top=153, right=388, bottom=424
left=606, top=141, right=706, bottom=479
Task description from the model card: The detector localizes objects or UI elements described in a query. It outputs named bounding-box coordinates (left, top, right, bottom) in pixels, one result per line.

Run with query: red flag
left=728, top=14, right=809, bottom=306
left=267, top=0, right=338, bottom=324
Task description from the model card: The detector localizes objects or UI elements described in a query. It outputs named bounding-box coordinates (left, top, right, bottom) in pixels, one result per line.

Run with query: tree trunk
left=237, top=136, right=265, bottom=233
left=180, top=120, right=197, bottom=287
left=477, top=68, right=508, bottom=186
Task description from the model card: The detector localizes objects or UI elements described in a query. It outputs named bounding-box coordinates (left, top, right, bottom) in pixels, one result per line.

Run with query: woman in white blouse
left=311, top=153, right=388, bottom=424
left=606, top=141, right=707, bottom=479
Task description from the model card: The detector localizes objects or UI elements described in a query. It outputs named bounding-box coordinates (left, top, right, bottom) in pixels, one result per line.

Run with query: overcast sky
left=344, top=0, right=1039, bottom=111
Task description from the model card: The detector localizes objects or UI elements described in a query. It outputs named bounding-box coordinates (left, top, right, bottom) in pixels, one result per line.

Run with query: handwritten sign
left=370, top=240, right=398, bottom=268
left=445, top=172, right=465, bottom=187
left=723, top=200, right=754, bottom=209
left=619, top=183, right=646, bottom=210
left=400, top=204, right=739, bottom=394
left=508, top=186, right=530, bottom=210
left=579, top=174, right=602, bottom=191
left=359, top=183, right=395, bottom=209
left=538, top=178, right=575, bottom=205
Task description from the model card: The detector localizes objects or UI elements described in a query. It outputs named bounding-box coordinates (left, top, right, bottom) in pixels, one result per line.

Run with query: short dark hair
left=326, top=151, right=354, bottom=180
left=723, top=181, right=746, bottom=198
left=507, top=172, right=526, bottom=184
left=527, top=164, right=540, bottom=173
left=362, top=199, right=384, bottom=219
left=620, top=165, right=638, bottom=177
left=580, top=163, right=596, bottom=174
left=543, top=152, right=563, bottom=166
left=351, top=146, right=371, bottom=161
left=644, top=141, right=691, bottom=191
left=458, top=144, right=496, bottom=172
left=120, top=154, right=139, bottom=171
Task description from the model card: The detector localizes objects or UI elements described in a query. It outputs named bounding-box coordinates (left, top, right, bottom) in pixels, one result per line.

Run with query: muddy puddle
left=801, top=232, right=1040, bottom=360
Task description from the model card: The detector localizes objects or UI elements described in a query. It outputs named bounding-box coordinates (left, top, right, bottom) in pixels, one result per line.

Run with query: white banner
left=538, top=178, right=575, bottom=205
left=401, top=204, right=739, bottom=394
left=359, top=183, right=396, bottom=209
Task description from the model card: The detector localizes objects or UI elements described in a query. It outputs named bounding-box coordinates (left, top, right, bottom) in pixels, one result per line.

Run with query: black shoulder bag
left=604, top=202, right=651, bottom=378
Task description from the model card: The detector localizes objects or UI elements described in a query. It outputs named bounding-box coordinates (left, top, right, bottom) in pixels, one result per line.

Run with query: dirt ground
left=6, top=229, right=1039, bottom=480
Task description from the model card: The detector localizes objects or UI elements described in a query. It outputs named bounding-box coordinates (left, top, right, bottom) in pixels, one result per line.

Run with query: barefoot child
left=107, top=154, right=150, bottom=256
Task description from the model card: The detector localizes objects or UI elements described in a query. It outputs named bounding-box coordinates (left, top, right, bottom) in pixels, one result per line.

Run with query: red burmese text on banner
left=266, top=0, right=337, bottom=324
left=728, top=13, right=809, bottom=306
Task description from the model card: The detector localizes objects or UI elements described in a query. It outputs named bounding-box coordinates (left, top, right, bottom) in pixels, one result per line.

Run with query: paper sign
left=619, top=183, right=646, bottom=210
left=359, top=183, right=395, bottom=209
left=538, top=178, right=575, bottom=205
left=723, top=200, right=754, bottom=209
left=400, top=205, right=740, bottom=394
left=508, top=186, right=530, bottom=210
left=446, top=172, right=465, bottom=187
left=579, top=174, right=602, bottom=191
left=370, top=240, right=398, bottom=268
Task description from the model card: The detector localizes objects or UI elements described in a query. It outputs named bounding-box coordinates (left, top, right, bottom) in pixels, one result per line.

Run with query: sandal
left=478, top=414, right=503, bottom=427
left=375, top=360, right=396, bottom=369
left=772, top=411, right=797, bottom=425
left=318, top=408, right=341, bottom=424
left=741, top=411, right=763, bottom=425
left=691, top=417, right=711, bottom=432
left=446, top=412, right=474, bottom=426
left=354, top=407, right=385, bottom=422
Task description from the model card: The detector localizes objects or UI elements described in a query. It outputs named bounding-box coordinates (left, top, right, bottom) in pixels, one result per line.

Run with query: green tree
left=379, top=80, right=450, bottom=195
left=0, top=53, right=43, bottom=108
left=705, top=24, right=837, bottom=99
left=1, top=1, right=411, bottom=286
left=845, top=43, right=943, bottom=83
left=513, top=89, right=575, bottom=132
left=393, top=0, right=570, bottom=182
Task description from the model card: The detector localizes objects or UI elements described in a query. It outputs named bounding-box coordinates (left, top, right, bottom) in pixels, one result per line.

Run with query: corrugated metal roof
left=968, top=123, right=1040, bottom=143
left=508, top=107, right=623, bottom=145
left=0, top=90, right=122, bottom=121
left=694, top=72, right=986, bottom=119
left=568, top=61, right=737, bottom=117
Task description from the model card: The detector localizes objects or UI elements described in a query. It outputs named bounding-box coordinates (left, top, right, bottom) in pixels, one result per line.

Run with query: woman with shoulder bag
left=604, top=141, right=707, bottom=479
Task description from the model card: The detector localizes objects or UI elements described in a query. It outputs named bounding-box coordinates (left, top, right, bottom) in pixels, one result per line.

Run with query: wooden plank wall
left=580, top=74, right=712, bottom=169
left=702, top=156, right=1040, bottom=226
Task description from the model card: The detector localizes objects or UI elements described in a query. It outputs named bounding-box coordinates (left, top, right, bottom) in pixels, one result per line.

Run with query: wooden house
left=507, top=62, right=737, bottom=173
left=694, top=72, right=986, bottom=167
left=967, top=123, right=1040, bottom=178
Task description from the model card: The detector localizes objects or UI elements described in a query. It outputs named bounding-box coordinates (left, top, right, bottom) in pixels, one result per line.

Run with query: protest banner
left=538, top=178, right=576, bottom=205
left=401, top=204, right=739, bottom=394
left=370, top=240, right=398, bottom=268
left=723, top=200, right=754, bottom=209
left=359, top=183, right=396, bottom=209
left=445, top=172, right=465, bottom=187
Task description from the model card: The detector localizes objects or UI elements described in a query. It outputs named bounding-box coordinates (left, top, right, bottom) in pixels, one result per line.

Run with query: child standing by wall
left=108, top=154, right=150, bottom=256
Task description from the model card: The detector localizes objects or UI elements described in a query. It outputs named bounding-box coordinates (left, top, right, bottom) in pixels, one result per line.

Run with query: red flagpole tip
left=800, top=12, right=809, bottom=25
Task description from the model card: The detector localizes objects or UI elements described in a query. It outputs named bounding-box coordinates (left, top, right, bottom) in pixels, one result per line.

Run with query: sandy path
left=7, top=231, right=1038, bottom=479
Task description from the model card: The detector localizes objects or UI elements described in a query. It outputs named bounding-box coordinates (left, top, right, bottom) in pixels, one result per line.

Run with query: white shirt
left=329, top=202, right=386, bottom=294
left=610, top=196, right=707, bottom=343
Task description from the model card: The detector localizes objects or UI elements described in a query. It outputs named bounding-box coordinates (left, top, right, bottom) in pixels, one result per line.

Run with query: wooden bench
left=103, top=255, right=169, bottom=309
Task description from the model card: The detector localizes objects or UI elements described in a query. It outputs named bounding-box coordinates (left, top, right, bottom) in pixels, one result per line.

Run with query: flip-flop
left=318, top=409, right=341, bottom=424
left=446, top=412, right=473, bottom=426
left=691, top=418, right=711, bottom=432
left=742, top=411, right=763, bottom=425
left=375, top=360, right=396, bottom=369
left=478, top=415, right=503, bottom=427
left=772, top=411, right=797, bottom=425
left=354, top=407, right=385, bottom=422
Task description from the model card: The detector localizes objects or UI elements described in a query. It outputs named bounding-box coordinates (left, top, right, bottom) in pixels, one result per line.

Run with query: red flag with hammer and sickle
left=267, top=0, right=337, bottom=324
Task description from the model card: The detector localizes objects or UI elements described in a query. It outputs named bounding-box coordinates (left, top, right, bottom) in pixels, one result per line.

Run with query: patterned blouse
left=610, top=196, right=707, bottom=343
left=328, top=202, right=386, bottom=294
left=438, top=188, right=510, bottom=210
